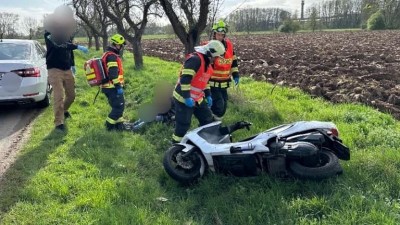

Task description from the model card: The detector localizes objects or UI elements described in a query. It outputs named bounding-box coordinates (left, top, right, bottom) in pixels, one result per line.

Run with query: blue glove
left=77, top=45, right=89, bottom=54
left=233, top=77, right=240, bottom=86
left=116, top=86, right=124, bottom=95
left=71, top=66, right=76, bottom=75
left=206, top=96, right=213, bottom=108
left=184, top=98, right=195, bottom=108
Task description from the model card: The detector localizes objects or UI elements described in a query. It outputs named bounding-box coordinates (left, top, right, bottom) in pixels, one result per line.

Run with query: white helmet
left=205, top=40, right=225, bottom=58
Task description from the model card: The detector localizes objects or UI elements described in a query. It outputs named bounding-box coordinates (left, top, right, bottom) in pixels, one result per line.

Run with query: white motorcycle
left=163, top=120, right=350, bottom=184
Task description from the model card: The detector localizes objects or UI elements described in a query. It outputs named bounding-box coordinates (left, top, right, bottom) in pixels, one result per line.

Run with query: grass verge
left=0, top=50, right=399, bottom=224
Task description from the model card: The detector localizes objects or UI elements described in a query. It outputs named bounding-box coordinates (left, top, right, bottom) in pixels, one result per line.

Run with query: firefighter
left=172, top=40, right=226, bottom=143
left=209, top=20, right=240, bottom=121
left=102, top=34, right=127, bottom=131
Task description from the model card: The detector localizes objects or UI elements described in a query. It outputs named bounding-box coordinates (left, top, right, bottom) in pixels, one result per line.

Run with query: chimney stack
left=301, top=0, right=305, bottom=20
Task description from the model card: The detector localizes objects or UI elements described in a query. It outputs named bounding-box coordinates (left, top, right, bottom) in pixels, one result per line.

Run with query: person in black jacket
left=44, top=16, right=88, bottom=131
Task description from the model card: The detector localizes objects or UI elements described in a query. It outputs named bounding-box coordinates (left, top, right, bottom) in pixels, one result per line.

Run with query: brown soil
left=142, top=30, right=400, bottom=119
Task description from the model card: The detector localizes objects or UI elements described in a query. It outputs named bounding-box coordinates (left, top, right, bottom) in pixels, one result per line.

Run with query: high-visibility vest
left=177, top=52, right=212, bottom=102
left=211, top=38, right=234, bottom=81
left=101, top=51, right=124, bottom=88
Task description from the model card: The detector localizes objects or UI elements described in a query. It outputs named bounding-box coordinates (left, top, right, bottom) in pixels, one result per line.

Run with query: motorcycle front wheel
left=289, top=150, right=343, bottom=180
left=163, top=145, right=205, bottom=184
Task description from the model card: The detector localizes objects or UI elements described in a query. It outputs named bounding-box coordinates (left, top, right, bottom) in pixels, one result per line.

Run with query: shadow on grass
left=0, top=129, right=67, bottom=215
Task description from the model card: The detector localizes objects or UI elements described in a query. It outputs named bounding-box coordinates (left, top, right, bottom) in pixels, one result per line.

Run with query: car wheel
left=36, top=83, right=51, bottom=108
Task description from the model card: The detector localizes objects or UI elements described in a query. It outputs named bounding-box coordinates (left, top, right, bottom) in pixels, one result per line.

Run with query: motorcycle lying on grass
left=163, top=120, right=350, bottom=184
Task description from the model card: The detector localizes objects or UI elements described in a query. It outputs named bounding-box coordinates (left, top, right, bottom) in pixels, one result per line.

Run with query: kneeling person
left=172, top=40, right=226, bottom=143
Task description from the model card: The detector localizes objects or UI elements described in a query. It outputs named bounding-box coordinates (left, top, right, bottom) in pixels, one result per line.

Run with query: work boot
left=105, top=121, right=116, bottom=131
left=212, top=114, right=223, bottom=121
left=55, top=124, right=66, bottom=131
left=64, top=111, right=71, bottom=119
left=115, top=122, right=126, bottom=131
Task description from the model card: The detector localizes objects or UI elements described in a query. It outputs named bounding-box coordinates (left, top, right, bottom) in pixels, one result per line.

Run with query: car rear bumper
left=0, top=82, right=47, bottom=104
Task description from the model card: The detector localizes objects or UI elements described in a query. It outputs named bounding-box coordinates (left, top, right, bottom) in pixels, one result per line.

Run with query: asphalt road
left=0, top=106, right=39, bottom=178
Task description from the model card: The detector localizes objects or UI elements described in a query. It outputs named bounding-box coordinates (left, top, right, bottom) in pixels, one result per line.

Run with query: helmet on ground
left=212, top=20, right=227, bottom=33
left=110, top=34, right=126, bottom=45
left=206, top=40, right=225, bottom=58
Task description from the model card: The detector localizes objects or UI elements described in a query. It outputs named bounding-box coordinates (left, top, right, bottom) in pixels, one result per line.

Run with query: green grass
left=0, top=50, right=400, bottom=224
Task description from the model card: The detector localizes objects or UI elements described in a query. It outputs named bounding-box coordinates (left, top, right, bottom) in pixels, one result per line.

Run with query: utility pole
left=301, top=0, right=305, bottom=20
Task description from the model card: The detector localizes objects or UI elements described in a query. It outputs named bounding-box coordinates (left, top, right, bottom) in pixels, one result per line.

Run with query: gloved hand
left=77, top=45, right=89, bottom=54
left=206, top=96, right=213, bottom=108
left=233, top=77, right=240, bottom=86
left=71, top=66, right=76, bottom=75
left=184, top=98, right=195, bottom=108
left=116, top=86, right=124, bottom=95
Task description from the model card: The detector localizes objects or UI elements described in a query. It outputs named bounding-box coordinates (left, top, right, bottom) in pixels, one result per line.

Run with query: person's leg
left=48, top=68, right=65, bottom=127
left=103, top=88, right=125, bottom=130
left=63, top=70, right=76, bottom=114
left=210, top=87, right=224, bottom=119
left=220, top=88, right=229, bottom=117
left=194, top=99, right=214, bottom=126
left=172, top=98, right=193, bottom=142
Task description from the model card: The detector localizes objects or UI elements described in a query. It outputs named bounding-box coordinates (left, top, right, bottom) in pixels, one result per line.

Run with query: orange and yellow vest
left=174, top=52, right=212, bottom=102
left=101, top=51, right=124, bottom=88
left=210, top=38, right=234, bottom=82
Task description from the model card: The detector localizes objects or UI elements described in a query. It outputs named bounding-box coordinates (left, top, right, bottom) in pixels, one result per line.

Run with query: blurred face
left=115, top=44, right=123, bottom=50
left=215, top=32, right=225, bottom=41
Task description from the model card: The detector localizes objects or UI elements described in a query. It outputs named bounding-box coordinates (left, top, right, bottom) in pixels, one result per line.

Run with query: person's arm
left=44, top=32, right=78, bottom=50
left=180, top=55, right=201, bottom=98
left=105, top=54, right=120, bottom=87
left=231, top=50, right=239, bottom=79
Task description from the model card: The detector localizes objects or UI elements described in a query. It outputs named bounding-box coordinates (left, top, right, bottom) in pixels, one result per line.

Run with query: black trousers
left=102, top=88, right=125, bottom=121
left=173, top=98, right=213, bottom=138
left=211, top=87, right=228, bottom=118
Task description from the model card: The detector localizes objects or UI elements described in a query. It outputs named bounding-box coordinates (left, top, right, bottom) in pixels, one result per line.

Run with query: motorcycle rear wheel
left=289, top=150, right=342, bottom=180
left=163, top=145, right=205, bottom=184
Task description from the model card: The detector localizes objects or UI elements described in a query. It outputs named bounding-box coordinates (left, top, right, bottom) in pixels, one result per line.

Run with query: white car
left=0, top=39, right=50, bottom=108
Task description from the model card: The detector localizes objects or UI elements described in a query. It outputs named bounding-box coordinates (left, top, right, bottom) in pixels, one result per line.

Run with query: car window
left=0, top=43, right=32, bottom=60
left=34, top=42, right=46, bottom=58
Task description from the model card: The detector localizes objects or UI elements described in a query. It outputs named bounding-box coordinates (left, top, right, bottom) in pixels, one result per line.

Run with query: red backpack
left=83, top=58, right=108, bottom=86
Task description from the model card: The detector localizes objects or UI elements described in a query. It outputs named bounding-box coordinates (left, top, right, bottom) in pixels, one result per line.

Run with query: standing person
left=101, top=34, right=127, bottom=131
left=44, top=13, right=89, bottom=131
left=172, top=40, right=226, bottom=143
left=209, top=20, right=240, bottom=121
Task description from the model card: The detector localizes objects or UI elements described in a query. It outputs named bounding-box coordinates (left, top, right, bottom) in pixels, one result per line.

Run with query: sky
left=0, top=0, right=321, bottom=23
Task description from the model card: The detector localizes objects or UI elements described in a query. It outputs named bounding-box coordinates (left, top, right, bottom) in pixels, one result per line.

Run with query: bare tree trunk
left=127, top=37, right=144, bottom=70
left=160, top=0, right=210, bottom=55
left=101, top=29, right=108, bottom=51
left=94, top=36, right=100, bottom=51
left=87, top=35, right=93, bottom=49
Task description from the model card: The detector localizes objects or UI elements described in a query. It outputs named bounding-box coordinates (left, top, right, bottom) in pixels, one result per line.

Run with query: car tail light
left=11, top=67, right=40, bottom=77
left=327, top=128, right=339, bottom=137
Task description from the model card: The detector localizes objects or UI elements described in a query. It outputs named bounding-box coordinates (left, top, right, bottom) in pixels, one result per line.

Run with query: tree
left=100, top=0, right=158, bottom=70
left=71, top=0, right=111, bottom=51
left=23, top=17, right=40, bottom=39
left=0, top=13, right=20, bottom=38
left=159, top=0, right=210, bottom=54
left=308, top=6, right=319, bottom=31
left=367, top=9, right=385, bottom=29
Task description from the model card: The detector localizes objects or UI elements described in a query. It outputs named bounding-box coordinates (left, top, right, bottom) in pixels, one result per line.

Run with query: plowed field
left=142, top=30, right=400, bottom=119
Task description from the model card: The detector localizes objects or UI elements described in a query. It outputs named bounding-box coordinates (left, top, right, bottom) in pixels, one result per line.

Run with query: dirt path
left=0, top=107, right=39, bottom=179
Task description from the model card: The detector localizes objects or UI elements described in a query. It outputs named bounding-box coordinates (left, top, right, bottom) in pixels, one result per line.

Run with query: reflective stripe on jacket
left=101, top=51, right=124, bottom=88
